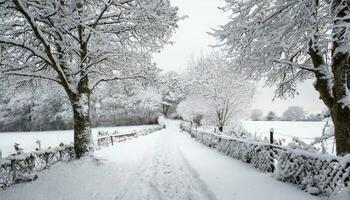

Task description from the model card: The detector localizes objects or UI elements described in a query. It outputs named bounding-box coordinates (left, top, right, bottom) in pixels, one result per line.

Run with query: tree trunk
left=70, top=92, right=93, bottom=158
left=308, top=0, right=350, bottom=156
left=66, top=76, right=94, bottom=158
left=161, top=104, right=170, bottom=117
left=331, top=103, right=350, bottom=156
left=330, top=0, right=350, bottom=156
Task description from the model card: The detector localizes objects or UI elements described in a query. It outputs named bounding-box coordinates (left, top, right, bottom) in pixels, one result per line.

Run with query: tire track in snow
left=116, top=125, right=216, bottom=200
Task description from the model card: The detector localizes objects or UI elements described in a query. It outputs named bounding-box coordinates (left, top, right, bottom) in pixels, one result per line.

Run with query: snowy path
left=0, top=121, right=321, bottom=200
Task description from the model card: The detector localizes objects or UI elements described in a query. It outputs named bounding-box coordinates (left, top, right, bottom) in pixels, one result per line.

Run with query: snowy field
left=0, top=120, right=323, bottom=200
left=0, top=125, right=159, bottom=157
left=241, top=121, right=335, bottom=152
left=242, top=121, right=326, bottom=140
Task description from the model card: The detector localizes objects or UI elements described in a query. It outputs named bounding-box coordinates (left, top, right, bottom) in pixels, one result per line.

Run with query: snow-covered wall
left=95, top=126, right=164, bottom=149
left=180, top=123, right=350, bottom=196
left=276, top=149, right=350, bottom=195
left=0, top=145, right=75, bottom=189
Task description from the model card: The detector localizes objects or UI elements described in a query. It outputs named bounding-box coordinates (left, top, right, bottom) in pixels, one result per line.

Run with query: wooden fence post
left=270, top=128, right=274, bottom=144
left=210, top=134, right=213, bottom=147
left=190, top=121, right=193, bottom=137
left=269, top=128, right=275, bottom=173
left=110, top=136, right=114, bottom=146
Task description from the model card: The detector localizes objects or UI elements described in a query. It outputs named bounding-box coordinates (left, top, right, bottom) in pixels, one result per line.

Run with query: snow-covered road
left=0, top=120, right=321, bottom=200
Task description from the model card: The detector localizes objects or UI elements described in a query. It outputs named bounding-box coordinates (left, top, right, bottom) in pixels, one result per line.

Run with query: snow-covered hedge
left=180, top=123, right=350, bottom=196
left=276, top=150, right=350, bottom=195
left=0, top=145, right=75, bottom=188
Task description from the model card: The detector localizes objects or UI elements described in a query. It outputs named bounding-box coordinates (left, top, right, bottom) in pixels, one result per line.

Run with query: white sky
left=153, top=0, right=325, bottom=116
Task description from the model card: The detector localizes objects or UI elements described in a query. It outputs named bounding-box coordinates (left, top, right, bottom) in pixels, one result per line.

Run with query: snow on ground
left=242, top=121, right=325, bottom=141
left=0, top=120, right=322, bottom=200
left=0, top=125, right=159, bottom=157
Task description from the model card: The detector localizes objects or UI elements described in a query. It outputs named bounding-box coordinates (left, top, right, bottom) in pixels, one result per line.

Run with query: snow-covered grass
left=0, top=125, right=159, bottom=157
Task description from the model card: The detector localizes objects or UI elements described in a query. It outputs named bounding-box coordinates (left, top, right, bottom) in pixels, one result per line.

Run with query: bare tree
left=188, top=52, right=255, bottom=132
left=0, top=0, right=179, bottom=157
left=158, top=71, right=188, bottom=117
left=214, top=0, right=350, bottom=155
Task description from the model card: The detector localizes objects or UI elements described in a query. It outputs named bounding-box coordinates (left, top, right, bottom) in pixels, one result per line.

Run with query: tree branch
left=273, top=59, right=317, bottom=72
left=3, top=72, right=61, bottom=84
left=91, top=75, right=146, bottom=91
left=0, top=37, right=51, bottom=64
left=308, top=42, right=334, bottom=108
left=12, top=0, right=69, bottom=88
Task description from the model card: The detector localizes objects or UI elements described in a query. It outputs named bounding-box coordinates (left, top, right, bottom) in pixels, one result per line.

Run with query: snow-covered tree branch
left=214, top=0, right=350, bottom=155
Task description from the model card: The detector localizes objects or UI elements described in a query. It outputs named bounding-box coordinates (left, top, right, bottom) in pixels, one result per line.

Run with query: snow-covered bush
left=287, top=137, right=318, bottom=153
left=223, top=123, right=252, bottom=140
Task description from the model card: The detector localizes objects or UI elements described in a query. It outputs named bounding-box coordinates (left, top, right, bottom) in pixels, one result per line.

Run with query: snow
left=331, top=187, right=350, bottom=200
left=0, top=125, right=159, bottom=157
left=242, top=121, right=327, bottom=140
left=0, top=120, right=321, bottom=200
left=242, top=121, right=325, bottom=140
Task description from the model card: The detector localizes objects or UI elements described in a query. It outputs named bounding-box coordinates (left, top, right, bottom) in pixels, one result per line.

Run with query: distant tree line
left=0, top=71, right=188, bottom=132
left=250, top=106, right=323, bottom=122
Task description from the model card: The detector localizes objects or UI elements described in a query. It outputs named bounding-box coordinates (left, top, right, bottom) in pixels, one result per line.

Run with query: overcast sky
left=153, top=0, right=325, bottom=116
